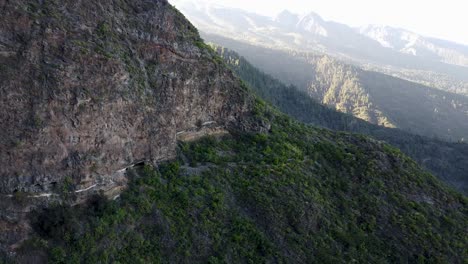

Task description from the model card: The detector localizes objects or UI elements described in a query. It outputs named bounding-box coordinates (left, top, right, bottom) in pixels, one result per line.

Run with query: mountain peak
left=359, top=24, right=422, bottom=50
left=296, top=12, right=327, bottom=36
left=275, top=10, right=300, bottom=28
left=301, top=11, right=324, bottom=21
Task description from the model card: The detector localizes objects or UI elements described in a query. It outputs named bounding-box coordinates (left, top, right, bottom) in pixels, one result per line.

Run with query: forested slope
left=207, top=35, right=468, bottom=142
left=10, top=107, right=467, bottom=263
left=1, top=2, right=466, bottom=263
left=215, top=46, right=468, bottom=194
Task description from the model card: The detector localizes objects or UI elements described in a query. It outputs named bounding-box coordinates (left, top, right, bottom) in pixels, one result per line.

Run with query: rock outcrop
left=0, top=0, right=262, bottom=199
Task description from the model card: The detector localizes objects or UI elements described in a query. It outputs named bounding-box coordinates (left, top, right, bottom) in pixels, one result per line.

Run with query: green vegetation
left=96, top=22, right=112, bottom=39
left=24, top=108, right=467, bottom=263
left=168, top=3, right=200, bottom=40
left=215, top=46, right=468, bottom=195
left=195, top=40, right=211, bottom=51
left=32, top=115, right=43, bottom=128
left=24, top=0, right=62, bottom=20
left=5, top=3, right=466, bottom=263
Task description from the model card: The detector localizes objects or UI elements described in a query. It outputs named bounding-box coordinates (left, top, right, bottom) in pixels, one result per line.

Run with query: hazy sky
left=171, top=0, right=468, bottom=45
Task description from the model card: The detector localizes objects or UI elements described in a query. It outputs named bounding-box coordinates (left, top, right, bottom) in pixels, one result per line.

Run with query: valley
left=207, top=35, right=468, bottom=142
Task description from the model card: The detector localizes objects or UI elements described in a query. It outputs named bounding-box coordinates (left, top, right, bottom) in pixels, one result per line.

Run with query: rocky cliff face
left=0, top=0, right=261, bottom=200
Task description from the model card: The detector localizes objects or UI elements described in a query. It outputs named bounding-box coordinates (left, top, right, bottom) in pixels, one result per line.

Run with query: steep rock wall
left=0, top=0, right=262, bottom=197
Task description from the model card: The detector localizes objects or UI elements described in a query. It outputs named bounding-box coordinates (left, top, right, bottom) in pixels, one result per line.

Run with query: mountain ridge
left=359, top=24, right=468, bottom=66
left=205, top=34, right=468, bottom=142
left=172, top=0, right=468, bottom=95
left=214, top=45, right=468, bottom=194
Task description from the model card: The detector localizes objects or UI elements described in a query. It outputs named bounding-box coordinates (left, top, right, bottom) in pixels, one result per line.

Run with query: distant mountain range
left=359, top=25, right=468, bottom=66
left=172, top=0, right=468, bottom=95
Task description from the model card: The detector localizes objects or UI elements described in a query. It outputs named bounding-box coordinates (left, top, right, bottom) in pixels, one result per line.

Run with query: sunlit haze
left=171, top=0, right=468, bottom=45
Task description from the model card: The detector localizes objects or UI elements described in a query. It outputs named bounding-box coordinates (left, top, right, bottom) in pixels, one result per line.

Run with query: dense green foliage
left=3, top=3, right=466, bottom=264
left=215, top=46, right=468, bottom=195
left=20, top=109, right=467, bottom=263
